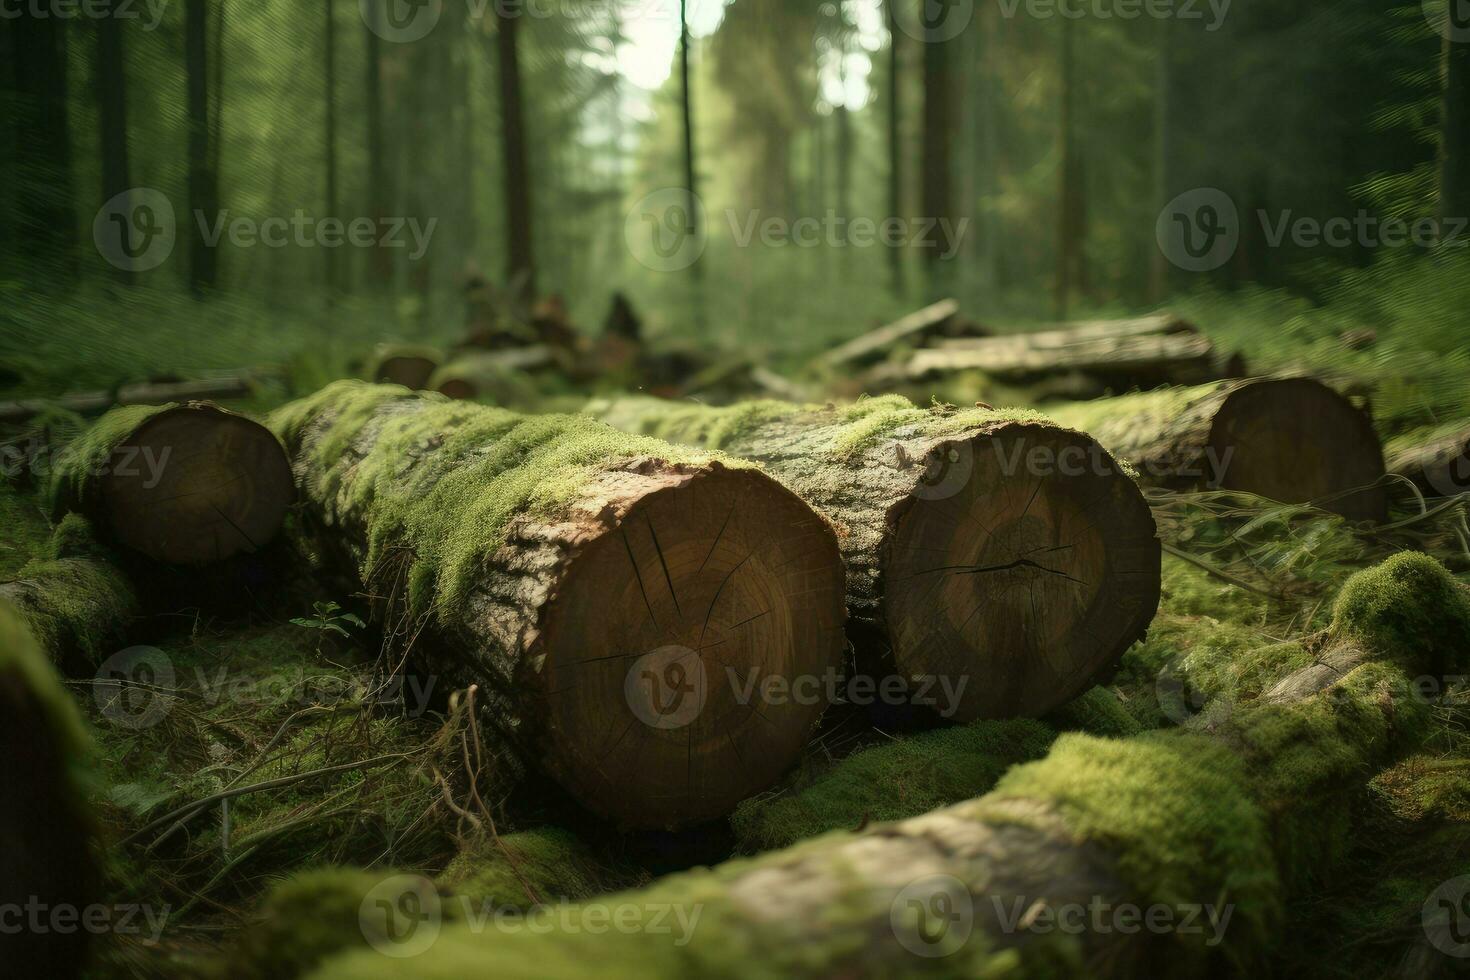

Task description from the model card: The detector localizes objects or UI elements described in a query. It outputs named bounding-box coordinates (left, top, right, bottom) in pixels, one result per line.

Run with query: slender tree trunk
left=920, top=26, right=953, bottom=292
left=886, top=0, right=904, bottom=294
left=185, top=0, right=218, bottom=294
left=495, top=6, right=535, bottom=298
left=1440, top=19, right=1470, bottom=224
left=678, top=0, right=704, bottom=326
left=324, top=0, right=340, bottom=295
left=365, top=5, right=391, bottom=288
left=11, top=9, right=76, bottom=278
left=93, top=0, right=132, bottom=283
left=1055, top=17, right=1081, bottom=318
left=1150, top=16, right=1171, bottom=301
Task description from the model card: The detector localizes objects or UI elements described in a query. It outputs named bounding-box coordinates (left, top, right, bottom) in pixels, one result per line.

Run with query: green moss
left=730, top=718, right=1056, bottom=852
left=6, top=517, right=136, bottom=670
left=0, top=599, right=91, bottom=776
left=1044, top=686, right=1143, bottom=738
left=0, top=483, right=54, bottom=577
left=1329, top=551, right=1470, bottom=673
left=1370, top=755, right=1470, bottom=823
left=1043, top=384, right=1217, bottom=455
left=985, top=732, right=1280, bottom=970
left=47, top=403, right=172, bottom=515
left=439, top=828, right=644, bottom=909
left=271, top=382, right=734, bottom=620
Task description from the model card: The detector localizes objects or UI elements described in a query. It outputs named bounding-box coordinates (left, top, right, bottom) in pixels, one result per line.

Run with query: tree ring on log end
left=1207, top=378, right=1387, bottom=522
left=884, top=425, right=1161, bottom=722
left=533, top=466, right=847, bottom=830
left=99, top=405, right=295, bottom=565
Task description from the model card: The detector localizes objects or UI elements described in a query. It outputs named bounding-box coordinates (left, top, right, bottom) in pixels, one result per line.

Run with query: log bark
left=50, top=402, right=295, bottom=565
left=589, top=396, right=1161, bottom=722
left=302, top=555, right=1469, bottom=980
left=1045, top=377, right=1388, bottom=522
left=0, top=374, right=259, bottom=423
left=0, top=601, right=97, bottom=977
left=1385, top=422, right=1470, bottom=498
left=269, top=382, right=847, bottom=830
left=817, top=299, right=961, bottom=371
left=906, top=326, right=1227, bottom=386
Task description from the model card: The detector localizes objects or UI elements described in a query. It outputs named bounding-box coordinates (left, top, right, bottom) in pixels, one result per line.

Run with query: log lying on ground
left=1046, top=377, right=1389, bottom=522
left=907, top=327, right=1229, bottom=385
left=0, top=373, right=259, bottom=424
left=269, top=382, right=847, bottom=830
left=50, top=401, right=295, bottom=565
left=369, top=345, right=442, bottom=390
left=589, top=395, right=1162, bottom=721
left=816, top=298, right=963, bottom=371
left=300, top=554, right=1470, bottom=979
left=0, top=515, right=138, bottom=674
left=427, top=352, right=543, bottom=407
left=1385, top=421, right=1470, bottom=497
left=0, top=601, right=98, bottom=977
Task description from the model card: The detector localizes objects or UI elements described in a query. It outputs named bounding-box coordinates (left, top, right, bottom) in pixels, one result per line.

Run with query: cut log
left=296, top=554, right=1470, bottom=980
left=1045, top=377, right=1388, bottom=522
left=1385, top=421, right=1470, bottom=497
left=938, top=311, right=1195, bottom=351
left=50, top=402, right=295, bottom=565
left=589, top=395, right=1162, bottom=722
left=817, top=298, right=961, bottom=370
left=269, top=382, right=847, bottom=830
left=906, top=328, right=1228, bottom=386
left=428, top=353, right=544, bottom=407
left=0, top=601, right=98, bottom=977
left=0, top=373, right=259, bottom=424
left=369, top=344, right=442, bottom=390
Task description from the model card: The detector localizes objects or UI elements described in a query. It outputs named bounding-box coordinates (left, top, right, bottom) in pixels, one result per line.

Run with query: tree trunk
left=0, top=601, right=97, bottom=977
left=1045, top=378, right=1388, bottom=522
left=323, top=0, right=340, bottom=294
left=886, top=0, right=904, bottom=294
left=50, top=403, right=295, bottom=566
left=1150, top=16, right=1172, bottom=302
left=590, top=395, right=1161, bottom=722
left=1055, top=16, right=1082, bottom=319
left=185, top=0, right=218, bottom=293
left=920, top=24, right=953, bottom=288
left=364, top=4, right=390, bottom=287
left=679, top=0, right=704, bottom=322
left=10, top=8, right=76, bottom=277
left=300, top=555, right=1469, bottom=980
left=269, top=382, right=847, bottom=830
left=93, top=0, right=132, bottom=283
left=1441, top=11, right=1470, bottom=223
left=495, top=6, right=535, bottom=297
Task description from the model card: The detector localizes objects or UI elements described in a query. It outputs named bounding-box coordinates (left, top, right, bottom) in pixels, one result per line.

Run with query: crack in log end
left=885, top=429, right=1161, bottom=722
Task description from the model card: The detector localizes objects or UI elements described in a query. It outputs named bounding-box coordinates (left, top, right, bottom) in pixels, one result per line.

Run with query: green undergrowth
left=0, top=481, right=54, bottom=577
left=729, top=718, right=1056, bottom=853
left=1044, top=685, right=1144, bottom=738
left=270, top=381, right=736, bottom=619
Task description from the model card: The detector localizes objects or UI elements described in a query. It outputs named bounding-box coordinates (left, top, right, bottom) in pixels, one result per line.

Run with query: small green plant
left=290, top=601, right=366, bottom=648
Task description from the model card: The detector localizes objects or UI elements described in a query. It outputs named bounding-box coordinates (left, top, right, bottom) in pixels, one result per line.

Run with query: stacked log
left=590, top=395, right=1162, bottom=721
left=0, top=601, right=98, bottom=976
left=49, top=402, right=295, bottom=565
left=269, top=382, right=848, bottom=830
left=295, top=553, right=1470, bottom=979
left=1045, top=377, right=1388, bottom=522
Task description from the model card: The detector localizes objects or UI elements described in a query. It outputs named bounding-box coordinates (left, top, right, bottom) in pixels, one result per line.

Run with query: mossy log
left=428, top=352, right=545, bottom=407
left=49, top=402, right=295, bottom=565
left=816, top=298, right=961, bottom=370
left=1385, top=420, right=1470, bottom=497
left=1046, top=377, right=1388, bottom=522
left=298, top=554, right=1470, bottom=979
left=269, top=382, right=847, bottom=830
left=589, top=395, right=1162, bottom=721
left=906, top=328, right=1225, bottom=387
left=0, top=601, right=98, bottom=977
left=369, top=344, right=442, bottom=390
left=0, top=516, right=138, bottom=674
